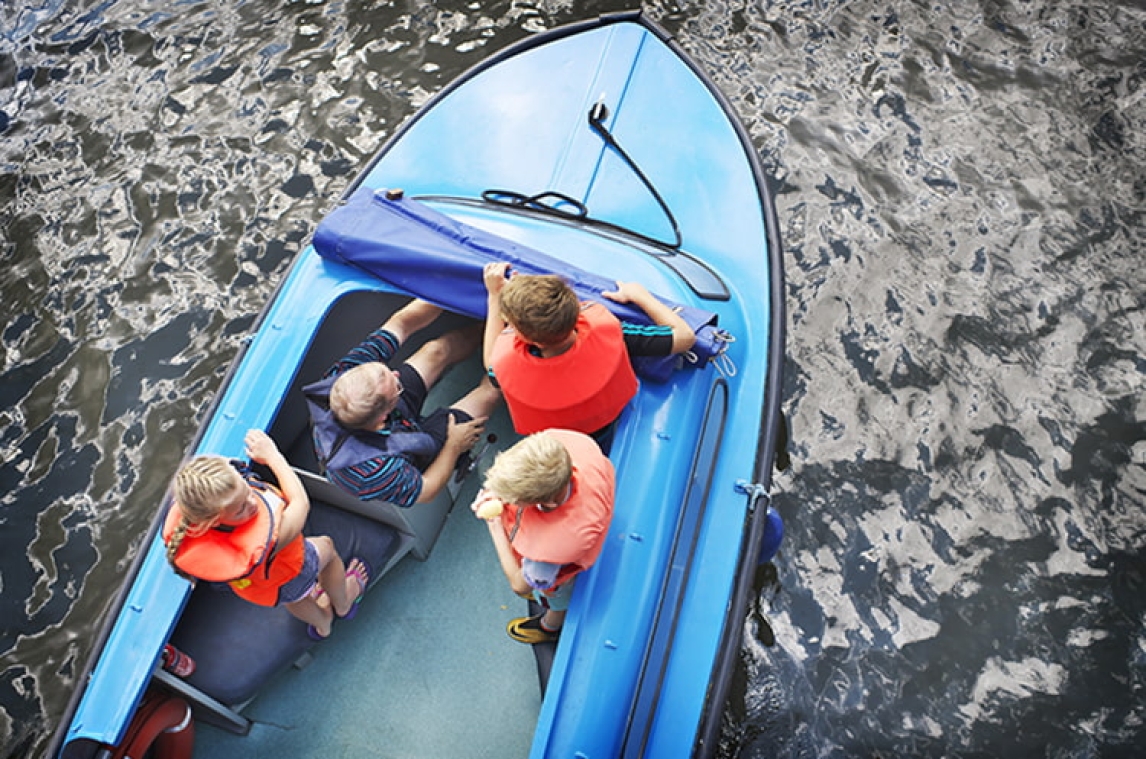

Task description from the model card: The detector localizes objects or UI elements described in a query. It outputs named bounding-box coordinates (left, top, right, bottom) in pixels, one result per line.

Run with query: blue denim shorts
left=533, top=574, right=576, bottom=612
left=277, top=539, right=320, bottom=605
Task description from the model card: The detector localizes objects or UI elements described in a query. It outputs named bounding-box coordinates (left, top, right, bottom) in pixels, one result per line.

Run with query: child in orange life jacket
left=481, top=264, right=695, bottom=451
left=470, top=429, right=614, bottom=644
left=163, top=429, right=368, bottom=640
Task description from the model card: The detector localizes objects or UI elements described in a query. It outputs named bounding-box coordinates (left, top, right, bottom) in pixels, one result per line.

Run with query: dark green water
left=2, top=1, right=1143, bottom=757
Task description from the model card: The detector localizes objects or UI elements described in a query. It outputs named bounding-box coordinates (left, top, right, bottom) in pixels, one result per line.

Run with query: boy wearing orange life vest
left=481, top=264, right=695, bottom=450
left=470, top=430, right=614, bottom=643
left=163, top=429, right=368, bottom=640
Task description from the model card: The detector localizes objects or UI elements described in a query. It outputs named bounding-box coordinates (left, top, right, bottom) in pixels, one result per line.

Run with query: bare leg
left=309, top=536, right=368, bottom=618
left=541, top=609, right=566, bottom=631
left=381, top=299, right=443, bottom=345
left=329, top=557, right=368, bottom=618
left=285, top=595, right=334, bottom=636
left=449, top=375, right=502, bottom=420
left=404, top=324, right=482, bottom=390
left=284, top=537, right=345, bottom=638
left=288, top=540, right=368, bottom=637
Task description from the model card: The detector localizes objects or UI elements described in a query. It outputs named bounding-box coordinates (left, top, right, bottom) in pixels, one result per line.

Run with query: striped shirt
left=322, top=328, right=425, bottom=507
left=619, top=321, right=675, bottom=355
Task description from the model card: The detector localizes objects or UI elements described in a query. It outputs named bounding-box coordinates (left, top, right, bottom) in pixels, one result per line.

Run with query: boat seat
left=165, top=291, right=484, bottom=728
left=290, top=466, right=450, bottom=563
left=168, top=497, right=400, bottom=727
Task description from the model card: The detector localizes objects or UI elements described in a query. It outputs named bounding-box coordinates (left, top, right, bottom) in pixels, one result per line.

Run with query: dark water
left=2, top=1, right=1143, bottom=757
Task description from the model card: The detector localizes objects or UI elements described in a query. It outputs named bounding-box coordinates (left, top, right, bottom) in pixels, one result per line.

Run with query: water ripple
left=2, top=1, right=1145, bottom=757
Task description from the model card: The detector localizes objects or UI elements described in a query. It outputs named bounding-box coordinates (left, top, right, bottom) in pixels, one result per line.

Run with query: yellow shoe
left=506, top=613, right=560, bottom=644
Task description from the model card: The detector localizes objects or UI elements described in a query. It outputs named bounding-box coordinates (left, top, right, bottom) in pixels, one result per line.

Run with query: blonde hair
left=165, top=455, right=244, bottom=579
left=330, top=363, right=391, bottom=429
left=499, top=275, right=580, bottom=346
left=483, top=432, right=572, bottom=505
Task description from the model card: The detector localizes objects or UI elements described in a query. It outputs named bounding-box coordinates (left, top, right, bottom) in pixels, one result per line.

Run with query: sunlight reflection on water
left=2, top=1, right=1143, bottom=757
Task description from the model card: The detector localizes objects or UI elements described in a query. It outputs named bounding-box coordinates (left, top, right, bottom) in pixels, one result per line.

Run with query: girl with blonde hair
left=163, top=429, right=368, bottom=639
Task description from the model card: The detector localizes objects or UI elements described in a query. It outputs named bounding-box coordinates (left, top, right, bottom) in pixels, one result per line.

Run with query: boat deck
left=191, top=359, right=540, bottom=759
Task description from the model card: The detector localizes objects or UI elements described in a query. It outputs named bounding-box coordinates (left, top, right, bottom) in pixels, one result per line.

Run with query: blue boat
left=50, top=11, right=785, bottom=759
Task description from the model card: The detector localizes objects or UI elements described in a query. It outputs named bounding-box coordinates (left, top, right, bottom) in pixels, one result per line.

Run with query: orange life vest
left=491, top=302, right=639, bottom=435
left=500, top=430, right=615, bottom=588
left=163, top=479, right=306, bottom=607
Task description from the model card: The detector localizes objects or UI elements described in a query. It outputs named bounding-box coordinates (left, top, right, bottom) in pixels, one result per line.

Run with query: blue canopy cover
left=312, top=187, right=727, bottom=381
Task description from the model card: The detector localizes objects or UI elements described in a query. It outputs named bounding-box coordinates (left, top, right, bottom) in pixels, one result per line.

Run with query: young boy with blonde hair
left=470, top=429, right=614, bottom=643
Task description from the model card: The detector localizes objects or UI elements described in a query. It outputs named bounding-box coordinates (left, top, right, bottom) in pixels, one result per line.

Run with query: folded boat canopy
left=311, top=187, right=730, bottom=380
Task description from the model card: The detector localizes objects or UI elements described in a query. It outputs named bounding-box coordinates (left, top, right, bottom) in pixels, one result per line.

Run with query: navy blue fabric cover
left=312, top=187, right=725, bottom=381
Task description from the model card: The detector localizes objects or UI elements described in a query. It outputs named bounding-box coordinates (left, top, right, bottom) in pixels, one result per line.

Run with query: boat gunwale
left=49, top=10, right=787, bottom=759
left=621, top=377, right=730, bottom=756
left=609, top=11, right=789, bottom=757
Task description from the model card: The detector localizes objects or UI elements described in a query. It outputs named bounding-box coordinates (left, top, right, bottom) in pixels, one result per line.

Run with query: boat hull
left=51, top=12, right=785, bottom=759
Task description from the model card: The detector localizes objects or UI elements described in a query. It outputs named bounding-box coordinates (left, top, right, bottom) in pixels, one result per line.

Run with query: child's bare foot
left=311, top=584, right=332, bottom=612
left=334, top=558, right=370, bottom=619
left=307, top=607, right=335, bottom=640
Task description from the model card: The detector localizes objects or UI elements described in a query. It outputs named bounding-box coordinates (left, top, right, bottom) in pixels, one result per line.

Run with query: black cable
left=480, top=189, right=588, bottom=219
left=587, top=100, right=682, bottom=249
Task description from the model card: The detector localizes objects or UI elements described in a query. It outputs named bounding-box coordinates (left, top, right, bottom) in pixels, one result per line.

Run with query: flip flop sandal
left=338, top=558, right=372, bottom=621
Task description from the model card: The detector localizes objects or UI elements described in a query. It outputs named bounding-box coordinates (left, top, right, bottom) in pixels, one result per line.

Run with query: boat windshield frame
left=413, top=193, right=732, bottom=301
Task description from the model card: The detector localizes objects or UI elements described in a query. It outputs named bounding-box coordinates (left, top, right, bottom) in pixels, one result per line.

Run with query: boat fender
left=107, top=691, right=195, bottom=759
left=757, top=505, right=784, bottom=565
left=736, top=480, right=784, bottom=565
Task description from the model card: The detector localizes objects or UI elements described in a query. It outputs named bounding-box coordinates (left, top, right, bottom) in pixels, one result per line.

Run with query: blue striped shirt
left=322, top=328, right=425, bottom=507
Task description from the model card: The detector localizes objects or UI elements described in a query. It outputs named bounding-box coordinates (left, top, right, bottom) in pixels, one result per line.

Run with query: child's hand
left=471, top=489, right=504, bottom=520
left=244, top=429, right=280, bottom=465
left=483, top=262, right=511, bottom=296
left=601, top=280, right=650, bottom=305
